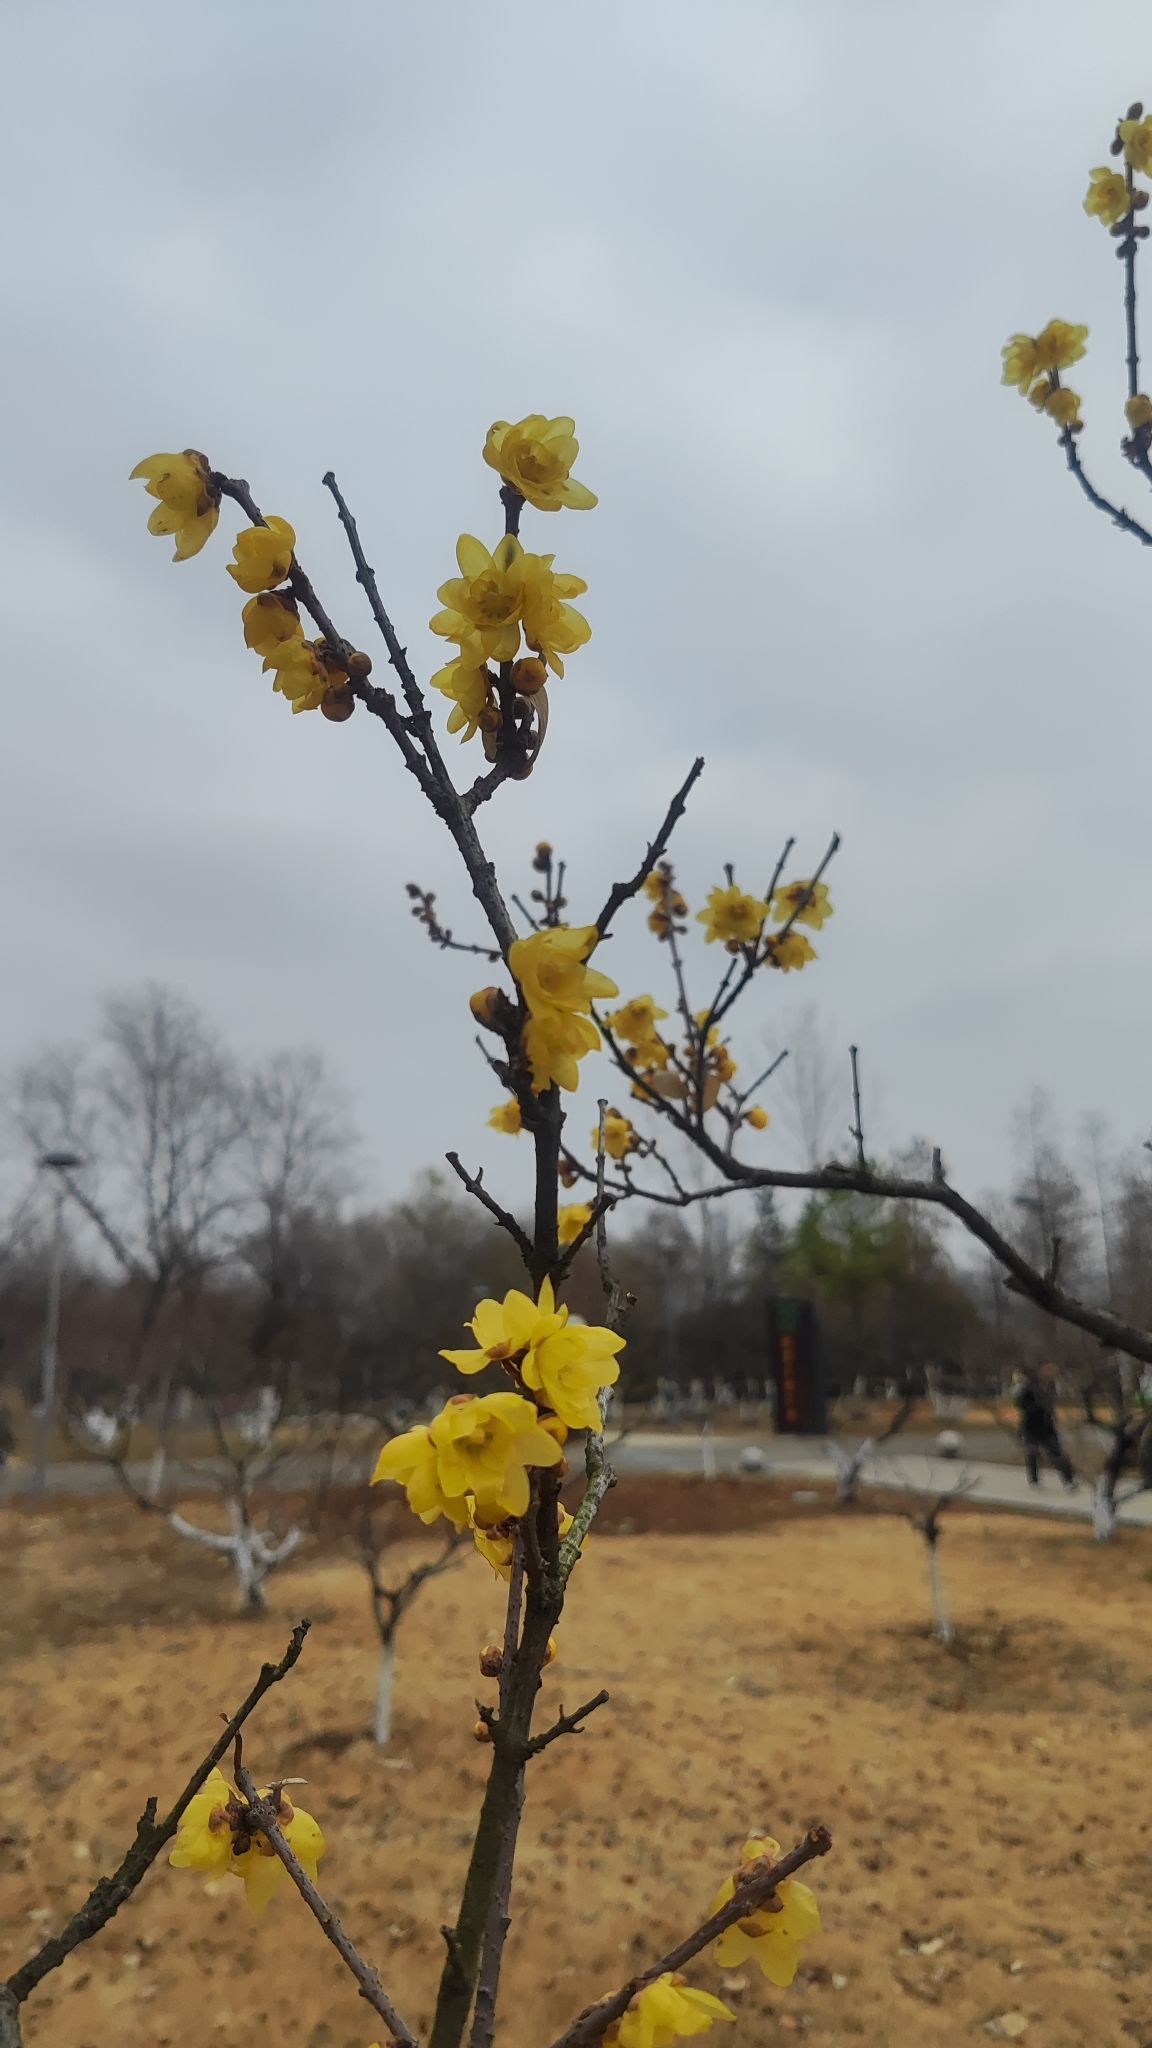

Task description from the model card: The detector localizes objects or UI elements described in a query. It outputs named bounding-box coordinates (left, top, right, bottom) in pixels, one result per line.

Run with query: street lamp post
left=33, top=1151, right=84, bottom=1497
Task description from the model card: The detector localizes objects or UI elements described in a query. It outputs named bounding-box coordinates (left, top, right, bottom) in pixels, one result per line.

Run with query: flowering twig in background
left=1003, top=96, right=1152, bottom=543
left=1, top=1622, right=310, bottom=2048
left=541, top=1828, right=832, bottom=2048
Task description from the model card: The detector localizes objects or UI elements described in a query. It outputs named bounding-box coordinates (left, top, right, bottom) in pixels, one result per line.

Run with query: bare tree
left=18, top=985, right=245, bottom=1488
left=359, top=1491, right=466, bottom=1744
left=906, top=1475, right=977, bottom=1644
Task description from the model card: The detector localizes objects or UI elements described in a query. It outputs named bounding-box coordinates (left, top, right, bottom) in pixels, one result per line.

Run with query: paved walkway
left=613, top=1433, right=1152, bottom=1526
left=4, top=1434, right=1149, bottom=1527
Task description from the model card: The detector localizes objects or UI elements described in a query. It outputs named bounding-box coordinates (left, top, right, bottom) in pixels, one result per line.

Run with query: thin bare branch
left=594, top=758, right=705, bottom=939
left=525, top=1689, right=610, bottom=1757
left=445, top=1152, right=534, bottom=1263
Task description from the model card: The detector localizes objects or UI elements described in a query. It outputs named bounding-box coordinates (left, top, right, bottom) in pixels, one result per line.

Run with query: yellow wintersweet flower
left=1084, top=166, right=1132, bottom=227
left=375, top=1392, right=562, bottom=1524
left=441, top=1278, right=567, bottom=1375
left=595, top=1110, right=638, bottom=1161
left=522, top=1319, right=625, bottom=1431
left=519, top=551, right=592, bottom=677
left=709, top=1834, right=821, bottom=1988
left=231, top=1792, right=324, bottom=1915
left=488, top=1098, right=523, bottom=1135
left=510, top=924, right=618, bottom=1016
left=763, top=930, right=816, bottom=972
left=771, top=879, right=833, bottom=930
left=130, top=450, right=220, bottom=560
left=697, top=884, right=768, bottom=948
left=607, top=995, right=670, bottom=1044
left=372, top=1421, right=463, bottom=1525
left=430, top=534, right=524, bottom=663
left=709, top=1044, right=737, bottom=1086
left=1120, top=115, right=1152, bottom=175
left=483, top=415, right=598, bottom=512
left=431, top=1391, right=563, bottom=1519
left=558, top=1200, right=594, bottom=1245
left=1044, top=387, right=1081, bottom=428
left=264, top=637, right=348, bottom=715
left=1034, top=319, right=1088, bottom=372
left=431, top=643, right=493, bottom=741
left=523, top=1006, right=602, bottom=1093
left=169, top=1766, right=235, bottom=1876
left=605, top=1974, right=735, bottom=2048
left=1126, top=393, right=1152, bottom=428
left=745, top=1105, right=770, bottom=1131
left=469, top=1505, right=516, bottom=1578
left=227, top=517, right=296, bottom=593
left=242, top=591, right=303, bottom=661
left=1001, top=332, right=1046, bottom=394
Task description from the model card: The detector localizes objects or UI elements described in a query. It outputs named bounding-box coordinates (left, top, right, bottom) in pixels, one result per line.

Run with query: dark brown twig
left=542, top=1828, right=832, bottom=2048
left=525, top=1689, right=610, bottom=1757
left=233, top=1765, right=417, bottom=2047
left=445, top=1152, right=535, bottom=1263
left=594, top=759, right=705, bottom=938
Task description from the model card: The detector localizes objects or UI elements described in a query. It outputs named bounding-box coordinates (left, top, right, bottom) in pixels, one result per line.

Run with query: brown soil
left=3, top=1482, right=1151, bottom=2048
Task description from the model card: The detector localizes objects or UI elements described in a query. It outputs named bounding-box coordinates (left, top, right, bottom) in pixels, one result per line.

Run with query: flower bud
left=472, top=1718, right=492, bottom=1744
left=479, top=1644, right=504, bottom=1679
left=512, top=657, right=548, bottom=697
left=478, top=703, right=502, bottom=733
left=544, top=1636, right=558, bottom=1665
left=470, top=987, right=503, bottom=1028
left=346, top=649, right=373, bottom=677
left=320, top=684, right=355, bottom=722
left=539, top=1414, right=569, bottom=1446
left=1126, top=393, right=1152, bottom=428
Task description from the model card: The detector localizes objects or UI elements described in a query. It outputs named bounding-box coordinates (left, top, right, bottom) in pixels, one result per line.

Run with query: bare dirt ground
left=3, top=1480, right=1151, bottom=2048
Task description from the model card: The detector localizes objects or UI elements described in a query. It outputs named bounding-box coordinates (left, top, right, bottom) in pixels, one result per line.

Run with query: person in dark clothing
left=1014, top=1364, right=1076, bottom=1487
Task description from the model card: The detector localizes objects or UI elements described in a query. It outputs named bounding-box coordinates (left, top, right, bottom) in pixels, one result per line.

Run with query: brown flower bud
left=346, top=649, right=373, bottom=677
left=470, top=987, right=503, bottom=1028
left=478, top=703, right=502, bottom=733
left=479, top=1644, right=504, bottom=1679
left=512, top=657, right=548, bottom=696
left=472, top=1718, right=492, bottom=1744
left=320, top=684, right=355, bottom=722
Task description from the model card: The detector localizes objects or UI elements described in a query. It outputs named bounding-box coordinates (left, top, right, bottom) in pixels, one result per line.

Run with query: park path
left=4, top=1431, right=1149, bottom=1526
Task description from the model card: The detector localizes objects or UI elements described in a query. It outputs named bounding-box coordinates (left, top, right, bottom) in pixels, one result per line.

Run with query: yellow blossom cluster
left=130, top=457, right=362, bottom=718
left=695, top=875, right=829, bottom=964
left=429, top=415, right=594, bottom=746
left=506, top=924, right=619, bottom=1094
left=374, top=1277, right=624, bottom=1564
left=1000, top=319, right=1088, bottom=433
left=169, top=1767, right=324, bottom=1914
left=595, top=1107, right=641, bottom=1161
left=644, top=862, right=689, bottom=941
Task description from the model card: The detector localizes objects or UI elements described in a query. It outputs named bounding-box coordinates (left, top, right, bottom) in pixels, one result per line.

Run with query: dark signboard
left=768, top=1297, right=827, bottom=1435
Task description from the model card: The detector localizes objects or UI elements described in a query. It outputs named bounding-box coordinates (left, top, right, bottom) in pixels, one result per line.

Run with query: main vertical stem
left=429, top=1098, right=564, bottom=2048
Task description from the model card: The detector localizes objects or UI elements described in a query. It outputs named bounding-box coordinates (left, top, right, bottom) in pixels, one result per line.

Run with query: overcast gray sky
left=3, top=0, right=1151, bottom=1224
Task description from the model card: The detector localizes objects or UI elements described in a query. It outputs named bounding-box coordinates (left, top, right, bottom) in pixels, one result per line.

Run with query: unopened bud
left=539, top=1414, right=569, bottom=1445
left=472, top=1718, right=492, bottom=1744
left=470, top=987, right=503, bottom=1028
left=479, top=1644, right=504, bottom=1679
left=1128, top=101, right=1144, bottom=120
left=346, top=649, right=373, bottom=677
left=478, top=703, right=502, bottom=733
left=544, top=1636, right=558, bottom=1665
left=512, top=657, right=548, bottom=697
left=320, top=684, right=355, bottom=722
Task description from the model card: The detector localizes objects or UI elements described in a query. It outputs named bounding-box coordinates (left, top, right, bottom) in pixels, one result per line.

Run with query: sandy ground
left=2, top=1481, right=1151, bottom=2048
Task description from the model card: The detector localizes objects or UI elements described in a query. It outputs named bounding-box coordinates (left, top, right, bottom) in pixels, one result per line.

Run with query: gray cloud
left=3, top=0, right=1151, bottom=1226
